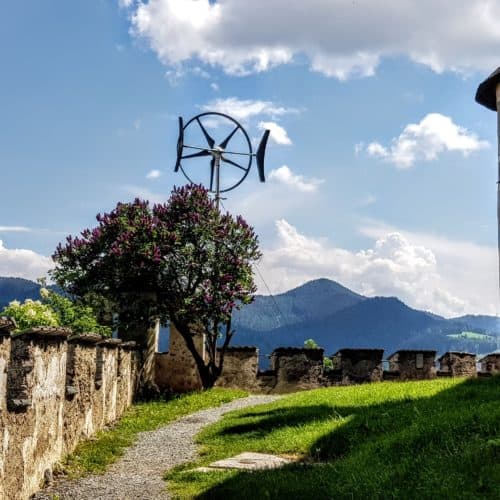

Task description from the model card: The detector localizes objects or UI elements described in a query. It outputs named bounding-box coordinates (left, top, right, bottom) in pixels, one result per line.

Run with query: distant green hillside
left=447, top=331, right=496, bottom=342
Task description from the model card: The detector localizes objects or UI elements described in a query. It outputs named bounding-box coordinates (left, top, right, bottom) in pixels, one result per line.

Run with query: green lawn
left=166, top=377, right=500, bottom=499
left=61, top=388, right=247, bottom=478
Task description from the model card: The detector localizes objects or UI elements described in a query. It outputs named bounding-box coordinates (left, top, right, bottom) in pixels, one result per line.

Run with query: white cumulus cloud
left=0, top=226, right=31, bottom=233
left=146, top=169, right=161, bottom=179
left=0, top=240, right=53, bottom=282
left=128, top=0, right=500, bottom=78
left=202, top=97, right=297, bottom=121
left=268, top=166, right=323, bottom=192
left=258, top=121, right=292, bottom=145
left=256, top=219, right=497, bottom=317
left=119, top=0, right=133, bottom=8
left=366, top=113, right=489, bottom=168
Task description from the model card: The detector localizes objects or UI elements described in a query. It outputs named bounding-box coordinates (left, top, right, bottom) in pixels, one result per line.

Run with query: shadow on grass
left=192, top=376, right=500, bottom=499
left=218, top=405, right=345, bottom=437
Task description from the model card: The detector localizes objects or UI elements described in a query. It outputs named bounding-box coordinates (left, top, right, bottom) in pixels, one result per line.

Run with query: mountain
left=233, top=294, right=448, bottom=356
left=0, top=277, right=43, bottom=309
left=0, top=276, right=498, bottom=357
left=232, top=279, right=499, bottom=357
left=449, top=315, right=500, bottom=333
left=233, top=278, right=365, bottom=331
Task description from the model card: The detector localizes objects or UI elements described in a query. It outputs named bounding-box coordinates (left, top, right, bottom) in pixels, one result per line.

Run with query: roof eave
left=475, top=67, right=500, bottom=111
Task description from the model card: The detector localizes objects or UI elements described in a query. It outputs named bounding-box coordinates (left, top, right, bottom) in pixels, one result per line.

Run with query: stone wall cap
left=333, top=348, right=384, bottom=356
left=437, top=351, right=476, bottom=362
left=387, top=349, right=437, bottom=360
left=12, top=326, right=72, bottom=340
left=272, top=347, right=325, bottom=354
left=68, top=333, right=103, bottom=344
left=478, top=352, right=500, bottom=361
left=217, top=345, right=258, bottom=352
left=0, top=316, right=17, bottom=335
left=120, top=340, right=138, bottom=349
left=98, top=338, right=122, bottom=347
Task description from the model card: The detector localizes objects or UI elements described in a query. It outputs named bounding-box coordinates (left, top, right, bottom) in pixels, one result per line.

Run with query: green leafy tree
left=51, top=184, right=261, bottom=389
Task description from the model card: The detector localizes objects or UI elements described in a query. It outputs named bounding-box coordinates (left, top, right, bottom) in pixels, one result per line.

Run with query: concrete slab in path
left=204, top=452, right=292, bottom=471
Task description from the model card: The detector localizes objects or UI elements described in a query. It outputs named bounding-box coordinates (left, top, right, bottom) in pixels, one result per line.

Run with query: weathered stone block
left=271, top=347, right=324, bottom=393
left=216, top=346, right=259, bottom=391
left=387, top=350, right=436, bottom=380
left=438, top=352, right=477, bottom=377
left=331, top=348, right=384, bottom=384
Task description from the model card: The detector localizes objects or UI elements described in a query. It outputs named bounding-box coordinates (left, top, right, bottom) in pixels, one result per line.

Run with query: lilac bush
left=52, top=184, right=261, bottom=388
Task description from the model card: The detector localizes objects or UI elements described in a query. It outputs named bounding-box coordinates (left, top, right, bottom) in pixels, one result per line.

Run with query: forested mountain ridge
left=1, top=276, right=498, bottom=356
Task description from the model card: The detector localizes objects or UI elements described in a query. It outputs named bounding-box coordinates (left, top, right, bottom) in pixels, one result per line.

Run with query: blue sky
left=1, top=0, right=499, bottom=317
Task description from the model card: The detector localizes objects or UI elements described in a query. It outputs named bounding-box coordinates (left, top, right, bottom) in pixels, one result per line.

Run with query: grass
left=60, top=388, right=247, bottom=478
left=166, top=377, right=500, bottom=499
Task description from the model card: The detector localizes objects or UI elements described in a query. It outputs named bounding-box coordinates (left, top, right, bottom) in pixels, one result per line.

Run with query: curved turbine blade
left=218, top=126, right=239, bottom=149
left=256, top=129, right=270, bottom=182
left=181, top=150, right=211, bottom=160
left=196, top=117, right=215, bottom=148
left=209, top=157, right=215, bottom=191
left=175, top=116, right=184, bottom=172
left=221, top=156, right=246, bottom=171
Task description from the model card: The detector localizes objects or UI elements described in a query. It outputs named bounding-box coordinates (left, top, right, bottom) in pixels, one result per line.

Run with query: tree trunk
left=174, top=320, right=228, bottom=390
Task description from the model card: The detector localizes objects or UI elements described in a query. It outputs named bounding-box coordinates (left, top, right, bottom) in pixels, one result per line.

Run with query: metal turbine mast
left=475, top=68, right=500, bottom=293
left=174, top=112, right=270, bottom=209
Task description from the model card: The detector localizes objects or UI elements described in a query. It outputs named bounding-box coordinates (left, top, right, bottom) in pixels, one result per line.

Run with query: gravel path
left=35, top=395, right=280, bottom=500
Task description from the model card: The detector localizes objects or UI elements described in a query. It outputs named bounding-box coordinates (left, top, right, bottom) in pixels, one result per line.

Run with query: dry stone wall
left=331, top=348, right=384, bottom=384
left=155, top=326, right=499, bottom=396
left=0, top=321, right=140, bottom=500
left=480, top=353, right=500, bottom=374
left=154, top=323, right=204, bottom=393
left=270, top=348, right=324, bottom=393
left=387, top=350, right=437, bottom=381
left=438, top=352, right=477, bottom=377
left=215, top=347, right=259, bottom=391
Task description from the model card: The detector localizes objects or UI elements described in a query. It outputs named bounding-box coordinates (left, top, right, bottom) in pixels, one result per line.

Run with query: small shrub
left=304, top=338, right=319, bottom=349
left=40, top=287, right=111, bottom=336
left=1, top=299, right=59, bottom=331
left=323, top=356, right=334, bottom=372
left=1, top=288, right=111, bottom=335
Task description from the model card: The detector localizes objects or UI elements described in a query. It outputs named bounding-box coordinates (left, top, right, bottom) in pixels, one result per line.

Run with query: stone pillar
left=475, top=67, right=500, bottom=289
left=0, top=318, right=15, bottom=411
left=215, top=346, right=259, bottom=390
left=5, top=327, right=70, bottom=499
left=154, top=322, right=205, bottom=392
left=0, top=318, right=15, bottom=500
left=116, top=341, right=138, bottom=413
left=271, top=347, right=324, bottom=393
left=64, top=333, right=102, bottom=453
left=97, top=338, right=122, bottom=425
